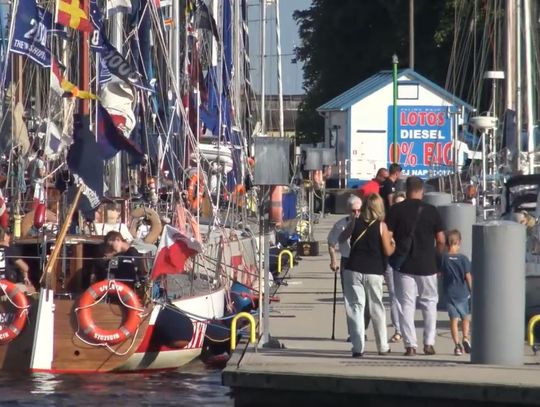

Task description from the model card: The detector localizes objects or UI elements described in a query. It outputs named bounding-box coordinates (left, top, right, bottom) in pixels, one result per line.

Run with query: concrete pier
left=222, top=214, right=540, bottom=406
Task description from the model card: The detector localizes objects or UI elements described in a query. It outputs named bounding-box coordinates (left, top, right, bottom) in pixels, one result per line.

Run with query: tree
left=293, top=0, right=455, bottom=144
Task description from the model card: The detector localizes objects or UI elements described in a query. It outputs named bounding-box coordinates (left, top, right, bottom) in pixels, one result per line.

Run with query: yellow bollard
left=230, top=312, right=256, bottom=351
left=277, top=249, right=294, bottom=274
left=527, top=314, right=540, bottom=348
left=13, top=214, right=21, bottom=238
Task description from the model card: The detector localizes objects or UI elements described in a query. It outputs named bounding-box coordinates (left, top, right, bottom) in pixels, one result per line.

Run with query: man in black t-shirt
left=380, top=163, right=402, bottom=213
left=103, top=231, right=144, bottom=284
left=386, top=177, right=445, bottom=356
left=0, top=227, right=30, bottom=285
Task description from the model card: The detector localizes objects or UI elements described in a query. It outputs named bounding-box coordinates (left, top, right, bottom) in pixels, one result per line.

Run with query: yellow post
left=277, top=249, right=293, bottom=274
left=13, top=214, right=21, bottom=238
left=230, top=312, right=256, bottom=351
left=527, top=314, right=540, bottom=347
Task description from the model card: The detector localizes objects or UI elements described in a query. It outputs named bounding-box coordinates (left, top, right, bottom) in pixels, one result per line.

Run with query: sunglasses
left=351, top=208, right=361, bottom=213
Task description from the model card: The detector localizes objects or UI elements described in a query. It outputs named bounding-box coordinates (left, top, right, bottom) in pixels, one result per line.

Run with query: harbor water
left=0, top=361, right=233, bottom=406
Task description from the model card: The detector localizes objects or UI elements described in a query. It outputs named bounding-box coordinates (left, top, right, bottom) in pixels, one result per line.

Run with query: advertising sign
left=387, top=105, right=454, bottom=178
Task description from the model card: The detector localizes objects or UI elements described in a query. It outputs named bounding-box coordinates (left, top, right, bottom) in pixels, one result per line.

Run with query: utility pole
left=409, top=0, right=414, bottom=69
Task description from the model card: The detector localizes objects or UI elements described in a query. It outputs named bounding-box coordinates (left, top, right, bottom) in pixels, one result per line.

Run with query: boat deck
left=222, top=214, right=540, bottom=406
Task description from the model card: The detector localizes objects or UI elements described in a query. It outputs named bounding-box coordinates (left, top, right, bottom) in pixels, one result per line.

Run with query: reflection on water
left=0, top=361, right=233, bottom=406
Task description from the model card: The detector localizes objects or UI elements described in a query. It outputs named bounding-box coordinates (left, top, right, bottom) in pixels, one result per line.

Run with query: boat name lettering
left=93, top=333, right=120, bottom=341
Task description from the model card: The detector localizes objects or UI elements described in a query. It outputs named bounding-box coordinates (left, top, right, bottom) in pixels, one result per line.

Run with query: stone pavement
left=223, top=214, right=540, bottom=406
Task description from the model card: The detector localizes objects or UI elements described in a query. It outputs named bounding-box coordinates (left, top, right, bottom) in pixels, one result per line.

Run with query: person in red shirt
left=358, top=168, right=388, bottom=199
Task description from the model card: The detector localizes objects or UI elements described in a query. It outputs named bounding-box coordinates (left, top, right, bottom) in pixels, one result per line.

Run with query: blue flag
left=10, top=0, right=53, bottom=67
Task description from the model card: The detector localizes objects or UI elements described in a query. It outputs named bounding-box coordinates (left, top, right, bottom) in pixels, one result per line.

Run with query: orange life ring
left=187, top=174, right=204, bottom=210
left=76, top=280, right=143, bottom=345
left=0, top=279, right=30, bottom=344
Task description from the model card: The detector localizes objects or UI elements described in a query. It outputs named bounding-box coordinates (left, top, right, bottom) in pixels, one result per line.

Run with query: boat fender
left=76, top=280, right=143, bottom=346
left=187, top=174, right=204, bottom=211
left=129, top=207, right=162, bottom=244
left=0, top=198, right=7, bottom=229
left=0, top=279, right=30, bottom=344
left=33, top=203, right=46, bottom=229
left=21, top=209, right=57, bottom=237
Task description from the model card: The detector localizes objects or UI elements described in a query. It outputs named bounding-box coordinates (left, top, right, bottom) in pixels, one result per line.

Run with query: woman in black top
left=343, top=193, right=395, bottom=357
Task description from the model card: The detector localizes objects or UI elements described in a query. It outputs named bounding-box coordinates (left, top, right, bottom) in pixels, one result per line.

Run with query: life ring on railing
left=129, top=207, right=162, bottom=244
left=0, top=279, right=30, bottom=344
left=76, top=280, right=143, bottom=346
left=187, top=174, right=204, bottom=211
left=21, top=208, right=57, bottom=237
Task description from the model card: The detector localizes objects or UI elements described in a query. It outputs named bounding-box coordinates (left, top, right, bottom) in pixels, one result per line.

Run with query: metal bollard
left=230, top=312, right=256, bottom=351
left=471, top=221, right=526, bottom=365
left=277, top=250, right=294, bottom=274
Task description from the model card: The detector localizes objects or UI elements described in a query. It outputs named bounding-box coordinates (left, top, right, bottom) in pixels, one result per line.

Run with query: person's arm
left=327, top=225, right=340, bottom=272
left=380, top=221, right=395, bottom=256
left=435, top=231, right=445, bottom=254
left=328, top=245, right=339, bottom=272
left=14, top=259, right=30, bottom=283
left=465, top=272, right=472, bottom=293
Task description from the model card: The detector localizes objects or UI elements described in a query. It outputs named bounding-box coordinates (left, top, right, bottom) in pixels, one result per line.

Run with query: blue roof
left=317, top=69, right=474, bottom=112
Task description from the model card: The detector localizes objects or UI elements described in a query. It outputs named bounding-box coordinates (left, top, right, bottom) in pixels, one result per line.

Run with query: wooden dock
left=222, top=214, right=540, bottom=406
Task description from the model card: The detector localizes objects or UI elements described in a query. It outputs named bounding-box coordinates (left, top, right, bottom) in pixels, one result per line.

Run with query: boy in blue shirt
left=440, top=229, right=472, bottom=356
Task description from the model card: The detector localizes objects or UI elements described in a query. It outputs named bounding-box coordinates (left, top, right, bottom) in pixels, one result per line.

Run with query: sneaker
left=352, top=352, right=364, bottom=358
left=454, top=344, right=463, bottom=356
left=378, top=348, right=391, bottom=356
left=403, top=347, right=416, bottom=356
left=423, top=345, right=436, bottom=355
left=462, top=338, right=471, bottom=354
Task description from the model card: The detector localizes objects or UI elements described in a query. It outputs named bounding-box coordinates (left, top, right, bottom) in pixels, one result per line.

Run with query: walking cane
left=331, top=267, right=338, bottom=340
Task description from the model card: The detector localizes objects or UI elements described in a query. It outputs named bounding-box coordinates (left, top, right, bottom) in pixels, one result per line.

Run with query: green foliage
left=293, top=0, right=455, bottom=143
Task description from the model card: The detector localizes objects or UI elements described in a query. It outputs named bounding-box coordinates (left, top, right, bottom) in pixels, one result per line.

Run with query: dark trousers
left=340, top=257, right=370, bottom=329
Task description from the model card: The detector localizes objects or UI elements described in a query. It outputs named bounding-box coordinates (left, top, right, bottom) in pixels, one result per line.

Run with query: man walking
left=380, top=163, right=402, bottom=213
left=386, top=177, right=445, bottom=356
left=328, top=195, right=369, bottom=338
left=358, top=168, right=388, bottom=199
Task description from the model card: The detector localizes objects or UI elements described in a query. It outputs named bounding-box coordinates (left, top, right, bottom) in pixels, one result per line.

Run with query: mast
left=275, top=0, right=284, bottom=138
left=524, top=0, right=534, bottom=173
left=259, top=0, right=266, bottom=134
left=109, top=12, right=123, bottom=197
left=516, top=0, right=522, bottom=170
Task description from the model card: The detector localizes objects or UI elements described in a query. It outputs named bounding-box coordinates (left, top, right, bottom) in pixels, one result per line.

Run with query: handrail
left=527, top=314, right=540, bottom=353
left=277, top=249, right=293, bottom=274
left=230, top=312, right=256, bottom=351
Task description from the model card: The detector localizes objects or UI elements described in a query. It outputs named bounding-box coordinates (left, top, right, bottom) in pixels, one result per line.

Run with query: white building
left=317, top=69, right=474, bottom=187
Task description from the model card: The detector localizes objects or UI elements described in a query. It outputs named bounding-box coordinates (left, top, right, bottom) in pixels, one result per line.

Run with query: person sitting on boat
left=0, top=227, right=32, bottom=289
left=102, top=231, right=145, bottom=286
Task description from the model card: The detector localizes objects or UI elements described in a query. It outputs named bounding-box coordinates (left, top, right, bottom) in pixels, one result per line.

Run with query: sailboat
left=0, top=0, right=262, bottom=372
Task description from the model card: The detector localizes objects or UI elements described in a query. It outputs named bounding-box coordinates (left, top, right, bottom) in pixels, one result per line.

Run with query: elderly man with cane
left=327, top=195, right=368, bottom=340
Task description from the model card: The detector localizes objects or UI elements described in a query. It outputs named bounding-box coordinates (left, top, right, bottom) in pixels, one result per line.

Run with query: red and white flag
left=151, top=225, right=203, bottom=280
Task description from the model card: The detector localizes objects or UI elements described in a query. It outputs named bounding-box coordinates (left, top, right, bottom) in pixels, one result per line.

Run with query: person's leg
left=385, top=265, right=401, bottom=340
left=340, top=257, right=351, bottom=337
left=342, top=269, right=366, bottom=355
left=364, top=293, right=371, bottom=330
left=450, top=317, right=460, bottom=345
left=364, top=274, right=389, bottom=353
left=416, top=274, right=439, bottom=347
left=395, top=272, right=418, bottom=349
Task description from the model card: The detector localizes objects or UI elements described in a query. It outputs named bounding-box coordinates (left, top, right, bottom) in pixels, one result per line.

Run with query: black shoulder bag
left=388, top=205, right=423, bottom=271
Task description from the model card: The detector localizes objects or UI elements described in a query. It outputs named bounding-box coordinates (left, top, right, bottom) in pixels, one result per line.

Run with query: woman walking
left=342, top=193, right=395, bottom=357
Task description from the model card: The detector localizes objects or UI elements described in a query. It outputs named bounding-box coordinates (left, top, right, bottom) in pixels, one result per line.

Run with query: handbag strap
left=352, top=219, right=376, bottom=249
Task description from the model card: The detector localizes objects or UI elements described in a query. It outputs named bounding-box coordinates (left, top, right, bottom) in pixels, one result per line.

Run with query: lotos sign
left=387, top=106, right=454, bottom=178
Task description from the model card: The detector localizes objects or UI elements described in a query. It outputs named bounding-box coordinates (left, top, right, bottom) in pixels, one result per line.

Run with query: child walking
left=440, top=229, right=472, bottom=356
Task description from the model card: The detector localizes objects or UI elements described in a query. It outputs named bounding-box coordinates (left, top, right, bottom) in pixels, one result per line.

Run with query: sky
left=247, top=0, right=311, bottom=96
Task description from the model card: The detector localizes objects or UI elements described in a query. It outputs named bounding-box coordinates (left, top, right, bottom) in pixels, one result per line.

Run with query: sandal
left=389, top=333, right=402, bottom=343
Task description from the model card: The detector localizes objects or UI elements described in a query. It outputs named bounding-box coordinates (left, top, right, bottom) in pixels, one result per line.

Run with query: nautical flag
left=96, top=104, right=142, bottom=159
left=50, top=58, right=97, bottom=99
left=195, top=0, right=219, bottom=40
left=150, top=225, right=203, bottom=280
left=67, top=115, right=104, bottom=216
left=56, top=0, right=94, bottom=33
left=10, top=0, right=53, bottom=67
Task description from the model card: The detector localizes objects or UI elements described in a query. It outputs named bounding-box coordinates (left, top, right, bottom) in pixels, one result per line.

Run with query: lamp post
left=392, top=54, right=399, bottom=164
